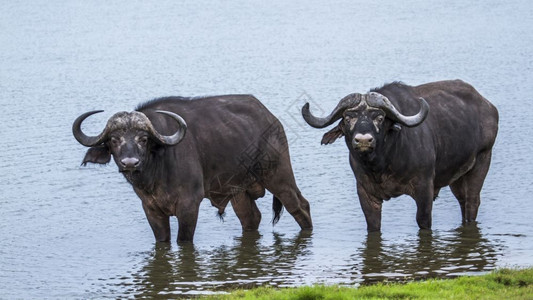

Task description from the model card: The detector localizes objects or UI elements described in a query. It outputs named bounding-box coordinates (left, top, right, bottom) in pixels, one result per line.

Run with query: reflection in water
left=102, top=225, right=506, bottom=296
left=114, top=231, right=312, bottom=298
left=354, top=224, right=503, bottom=284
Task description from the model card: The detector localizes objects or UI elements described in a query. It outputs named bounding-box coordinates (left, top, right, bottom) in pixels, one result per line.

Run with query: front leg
left=357, top=182, right=383, bottom=232
left=412, top=183, right=434, bottom=230
left=142, top=202, right=171, bottom=242
left=175, top=198, right=202, bottom=243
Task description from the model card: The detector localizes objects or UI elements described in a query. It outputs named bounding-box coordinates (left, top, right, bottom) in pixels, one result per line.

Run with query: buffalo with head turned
left=302, top=80, right=498, bottom=231
left=73, top=95, right=313, bottom=242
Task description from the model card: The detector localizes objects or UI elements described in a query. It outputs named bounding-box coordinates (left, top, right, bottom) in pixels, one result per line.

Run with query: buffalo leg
left=297, top=193, right=312, bottom=227
left=274, top=189, right=313, bottom=230
left=357, top=182, right=383, bottom=232
left=264, top=164, right=312, bottom=230
left=231, top=192, right=261, bottom=231
left=450, top=149, right=492, bottom=222
left=413, top=184, right=434, bottom=230
left=175, top=200, right=201, bottom=243
left=449, top=181, right=468, bottom=221
left=265, top=185, right=312, bottom=230
left=142, top=203, right=171, bottom=242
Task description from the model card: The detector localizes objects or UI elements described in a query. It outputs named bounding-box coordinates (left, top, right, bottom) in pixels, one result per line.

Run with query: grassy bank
left=204, top=268, right=533, bottom=300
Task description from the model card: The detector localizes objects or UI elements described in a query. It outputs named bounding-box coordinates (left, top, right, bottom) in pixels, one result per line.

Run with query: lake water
left=1, top=0, right=532, bottom=298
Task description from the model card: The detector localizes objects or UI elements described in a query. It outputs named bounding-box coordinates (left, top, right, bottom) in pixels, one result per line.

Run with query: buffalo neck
left=351, top=151, right=387, bottom=183
left=349, top=130, right=403, bottom=183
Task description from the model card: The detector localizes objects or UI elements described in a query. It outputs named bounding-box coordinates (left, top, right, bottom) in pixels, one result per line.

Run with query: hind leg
left=264, top=164, right=312, bottom=230
left=269, top=188, right=312, bottom=230
left=231, top=192, right=261, bottom=231
left=296, top=192, right=312, bottom=229
left=450, top=149, right=493, bottom=222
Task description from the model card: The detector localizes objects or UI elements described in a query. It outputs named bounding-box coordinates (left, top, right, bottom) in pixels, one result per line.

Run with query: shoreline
left=202, top=267, right=533, bottom=299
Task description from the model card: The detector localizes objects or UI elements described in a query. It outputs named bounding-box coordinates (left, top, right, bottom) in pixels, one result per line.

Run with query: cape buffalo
left=302, top=80, right=498, bottom=231
left=73, top=95, right=312, bottom=242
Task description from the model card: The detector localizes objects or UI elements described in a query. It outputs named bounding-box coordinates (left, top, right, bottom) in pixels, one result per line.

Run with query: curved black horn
left=367, top=92, right=429, bottom=127
left=301, top=94, right=363, bottom=128
left=150, top=110, right=187, bottom=145
left=72, top=110, right=107, bottom=147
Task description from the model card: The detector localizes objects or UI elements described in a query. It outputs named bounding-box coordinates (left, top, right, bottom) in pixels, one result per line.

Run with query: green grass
left=203, top=268, right=533, bottom=300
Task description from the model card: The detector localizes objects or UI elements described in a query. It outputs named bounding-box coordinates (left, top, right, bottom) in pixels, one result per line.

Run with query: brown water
left=1, top=0, right=532, bottom=298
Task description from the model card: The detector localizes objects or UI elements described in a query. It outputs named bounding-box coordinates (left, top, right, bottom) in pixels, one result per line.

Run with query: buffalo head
left=73, top=110, right=187, bottom=172
left=301, top=92, right=429, bottom=155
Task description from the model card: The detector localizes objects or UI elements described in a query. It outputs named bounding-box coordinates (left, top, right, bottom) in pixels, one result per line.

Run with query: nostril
left=121, top=157, right=139, bottom=167
left=354, top=133, right=374, bottom=144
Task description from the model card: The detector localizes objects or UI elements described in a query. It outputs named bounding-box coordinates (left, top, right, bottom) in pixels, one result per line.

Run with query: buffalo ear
left=391, top=123, right=402, bottom=132
left=321, top=122, right=344, bottom=145
left=82, top=145, right=111, bottom=166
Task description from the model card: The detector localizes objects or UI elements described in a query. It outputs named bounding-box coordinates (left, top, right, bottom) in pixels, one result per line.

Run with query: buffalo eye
left=138, top=136, right=148, bottom=145
left=375, top=115, right=385, bottom=124
left=110, top=137, right=120, bottom=147
left=344, top=116, right=351, bottom=124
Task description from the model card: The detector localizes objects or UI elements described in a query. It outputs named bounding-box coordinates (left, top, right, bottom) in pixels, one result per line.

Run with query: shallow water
left=1, top=0, right=532, bottom=298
